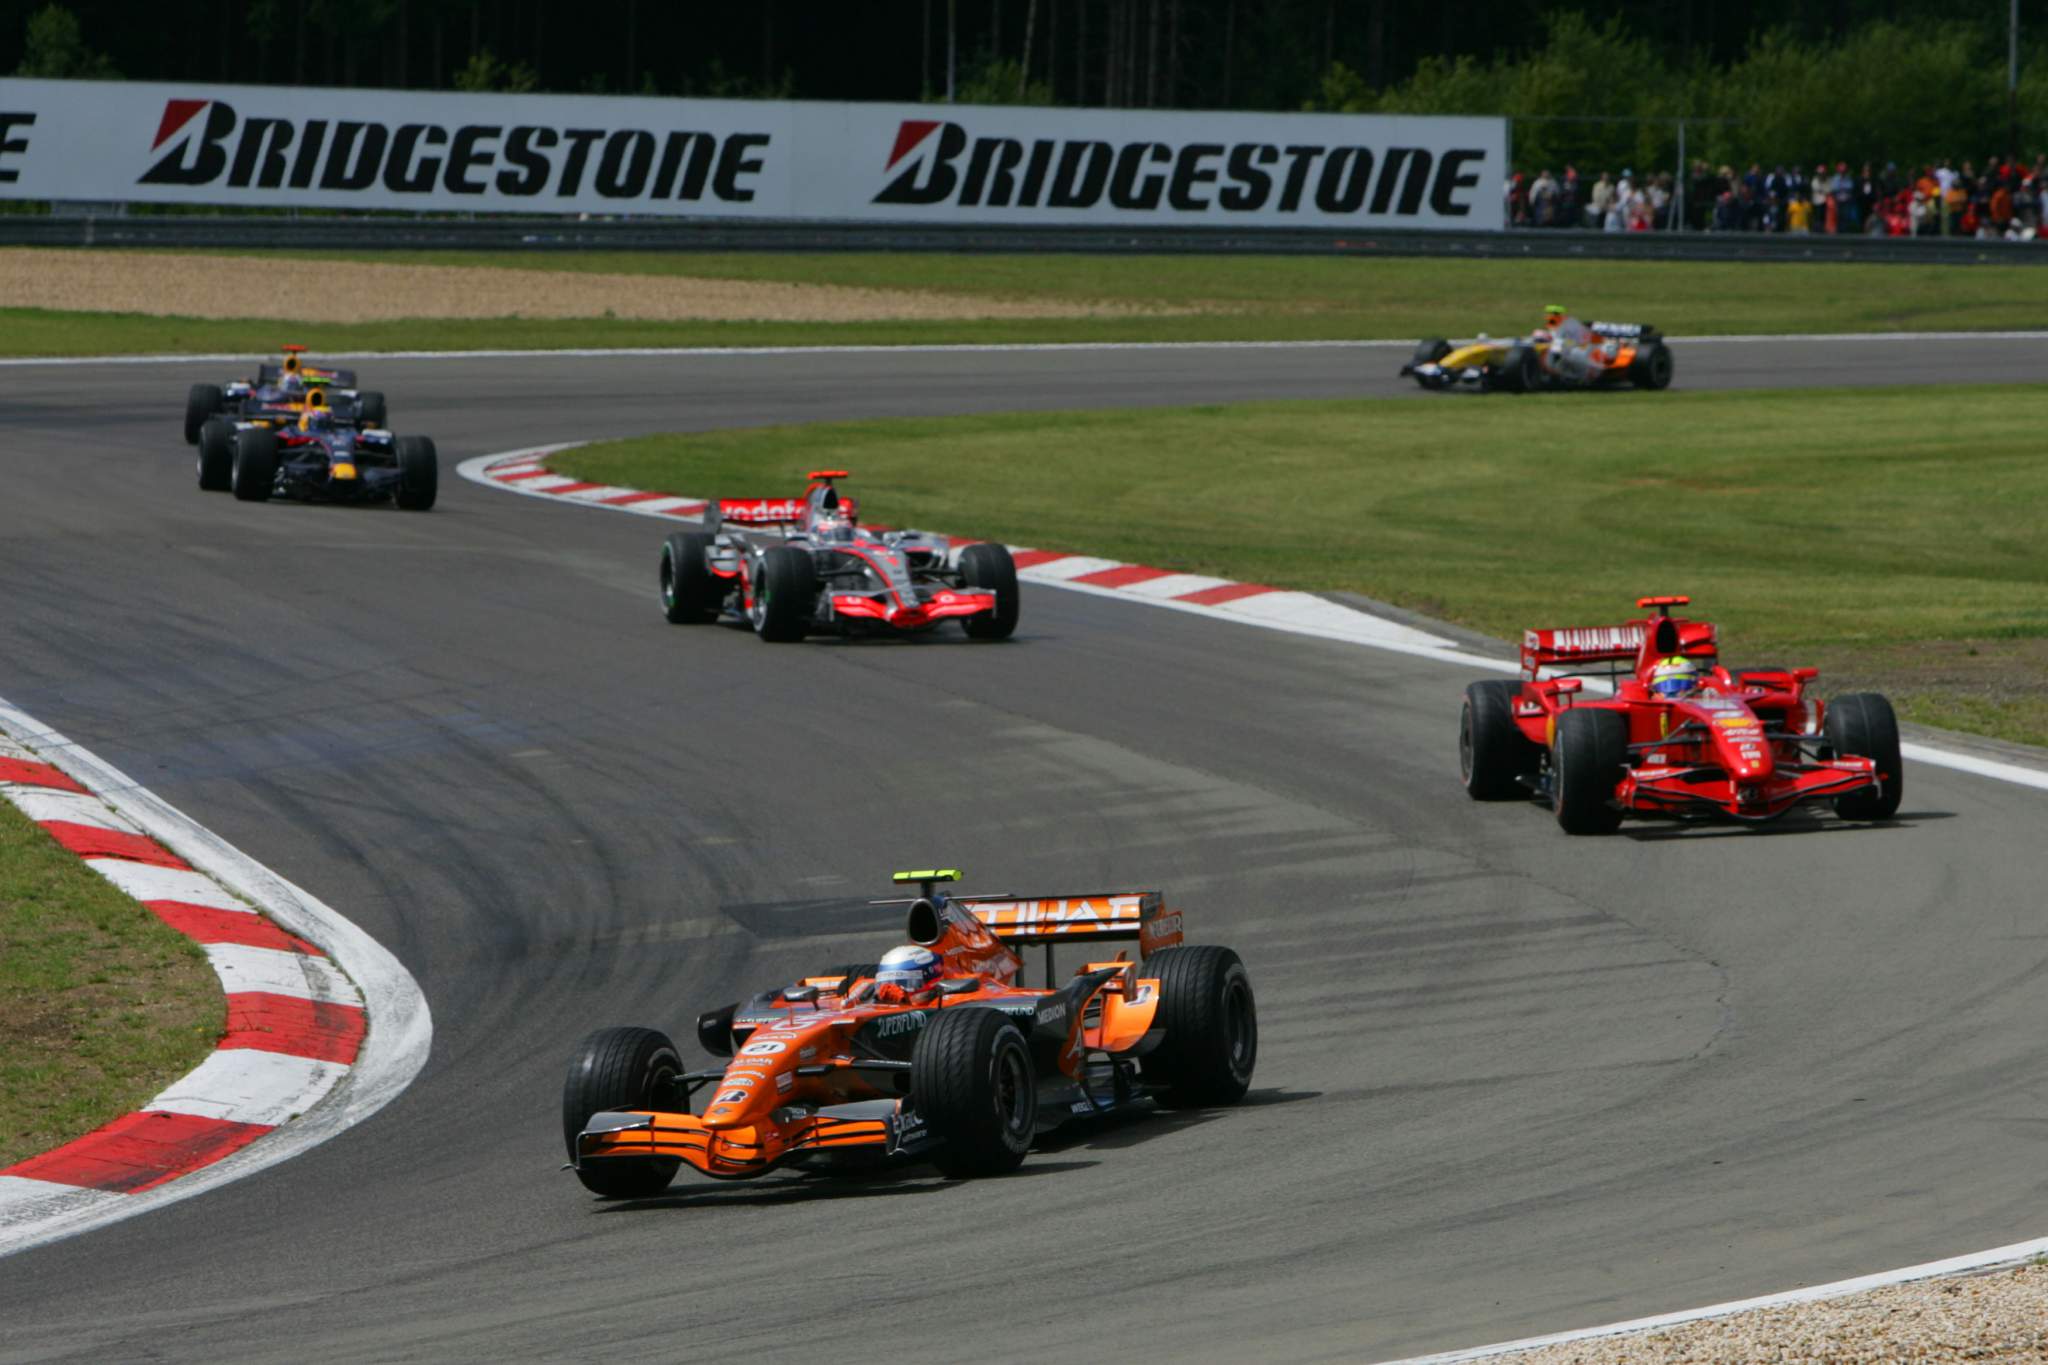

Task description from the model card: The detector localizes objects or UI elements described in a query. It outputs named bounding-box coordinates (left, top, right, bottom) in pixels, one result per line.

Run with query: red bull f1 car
left=1402, top=309, right=1674, bottom=393
left=1459, top=596, right=1902, bottom=833
left=659, top=471, right=1019, bottom=642
left=195, top=387, right=436, bottom=510
left=563, top=870, right=1257, bottom=1196
left=183, top=344, right=387, bottom=442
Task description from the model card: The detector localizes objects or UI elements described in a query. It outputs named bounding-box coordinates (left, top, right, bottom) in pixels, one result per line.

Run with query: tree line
left=8, top=0, right=2046, bottom=171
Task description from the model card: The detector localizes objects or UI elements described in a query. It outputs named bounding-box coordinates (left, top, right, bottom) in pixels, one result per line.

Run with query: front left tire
left=958, top=542, right=1020, bottom=640
left=912, top=1008, right=1037, bottom=1178
left=561, top=1026, right=684, bottom=1199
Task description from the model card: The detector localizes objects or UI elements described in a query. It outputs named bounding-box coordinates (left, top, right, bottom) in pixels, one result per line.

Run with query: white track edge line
left=11, top=330, right=2048, bottom=366
left=461, top=439, right=2048, bottom=1354
left=0, top=696, right=433, bottom=1259
left=456, top=445, right=2048, bottom=796
left=1373, top=1234, right=2048, bottom=1364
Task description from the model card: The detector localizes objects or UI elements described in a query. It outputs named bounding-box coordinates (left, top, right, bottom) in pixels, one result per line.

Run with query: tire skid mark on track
left=0, top=698, right=431, bottom=1258
left=458, top=440, right=2048, bottom=1365
left=457, top=446, right=2048, bottom=797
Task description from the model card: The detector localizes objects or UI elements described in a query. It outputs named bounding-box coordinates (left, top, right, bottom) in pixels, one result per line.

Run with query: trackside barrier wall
left=0, top=78, right=1505, bottom=231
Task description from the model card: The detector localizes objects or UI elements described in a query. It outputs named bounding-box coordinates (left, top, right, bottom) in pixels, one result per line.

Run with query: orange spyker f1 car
left=1460, top=596, right=1903, bottom=833
left=562, top=870, right=1257, bottom=1197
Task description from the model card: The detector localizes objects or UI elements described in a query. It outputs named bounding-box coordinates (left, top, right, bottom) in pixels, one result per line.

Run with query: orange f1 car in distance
left=1460, top=596, right=1903, bottom=833
left=563, top=870, right=1257, bottom=1197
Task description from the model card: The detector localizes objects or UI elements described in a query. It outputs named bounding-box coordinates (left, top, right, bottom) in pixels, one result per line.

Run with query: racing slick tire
left=660, top=532, right=720, bottom=624
left=957, top=542, right=1020, bottom=640
left=355, top=390, right=388, bottom=428
left=1825, top=692, right=1904, bottom=821
left=749, top=544, right=816, bottom=643
left=230, top=429, right=279, bottom=502
left=184, top=383, right=224, bottom=444
left=1141, top=945, right=1257, bottom=1108
left=911, top=1007, right=1037, bottom=1178
left=1551, top=707, right=1628, bottom=835
left=1630, top=344, right=1675, bottom=391
left=1411, top=337, right=1451, bottom=367
left=394, top=436, right=438, bottom=511
left=1461, top=679, right=1542, bottom=801
left=196, top=418, right=236, bottom=492
left=561, top=1026, right=685, bottom=1199
left=1492, top=345, right=1543, bottom=394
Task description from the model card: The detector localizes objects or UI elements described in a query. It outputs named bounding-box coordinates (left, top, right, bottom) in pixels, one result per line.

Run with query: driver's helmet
left=873, top=944, right=942, bottom=1003
left=1648, top=655, right=1703, bottom=699
left=298, top=390, right=331, bottom=431
left=1530, top=328, right=1553, bottom=345
left=279, top=372, right=306, bottom=394
left=810, top=509, right=854, bottom=543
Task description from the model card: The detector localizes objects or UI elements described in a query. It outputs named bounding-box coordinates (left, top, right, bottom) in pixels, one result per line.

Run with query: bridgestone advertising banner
left=0, top=78, right=1506, bottom=231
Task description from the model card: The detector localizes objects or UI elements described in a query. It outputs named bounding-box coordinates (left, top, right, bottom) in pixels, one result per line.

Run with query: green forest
left=7, top=1, right=2048, bottom=172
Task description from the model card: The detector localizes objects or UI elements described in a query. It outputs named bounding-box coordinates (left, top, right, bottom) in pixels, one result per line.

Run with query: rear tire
left=1141, top=945, right=1257, bottom=1108
left=355, top=390, right=388, bottom=427
left=958, top=542, right=1020, bottom=640
left=184, top=383, right=223, bottom=445
left=394, top=436, right=437, bottom=510
left=561, top=1026, right=684, bottom=1199
left=1461, top=679, right=1541, bottom=800
left=1826, top=692, right=1903, bottom=820
left=197, top=418, right=236, bottom=491
left=1631, top=344, right=1675, bottom=391
left=1552, top=707, right=1628, bottom=834
left=230, top=429, right=279, bottom=502
left=911, top=1008, right=1037, bottom=1177
left=660, top=532, right=720, bottom=624
left=749, top=545, right=815, bottom=642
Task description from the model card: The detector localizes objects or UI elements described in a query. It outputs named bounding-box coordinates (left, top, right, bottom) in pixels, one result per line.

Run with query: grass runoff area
left=555, top=384, right=2048, bottom=750
left=0, top=799, right=219, bottom=1168
left=6, top=251, right=2048, bottom=356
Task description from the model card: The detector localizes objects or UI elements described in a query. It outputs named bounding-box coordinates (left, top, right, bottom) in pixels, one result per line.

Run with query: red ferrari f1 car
left=659, top=471, right=1019, bottom=642
left=1459, top=596, right=1903, bottom=833
left=562, top=870, right=1257, bottom=1196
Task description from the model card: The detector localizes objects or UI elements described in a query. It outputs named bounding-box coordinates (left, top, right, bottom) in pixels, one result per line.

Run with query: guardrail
left=2, top=213, right=2043, bottom=264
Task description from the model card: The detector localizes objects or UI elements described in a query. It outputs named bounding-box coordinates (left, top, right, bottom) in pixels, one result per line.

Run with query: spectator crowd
left=1507, top=157, right=2048, bottom=238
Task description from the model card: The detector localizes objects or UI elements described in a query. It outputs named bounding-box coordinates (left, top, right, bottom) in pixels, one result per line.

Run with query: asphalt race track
left=3, top=338, right=2048, bottom=1363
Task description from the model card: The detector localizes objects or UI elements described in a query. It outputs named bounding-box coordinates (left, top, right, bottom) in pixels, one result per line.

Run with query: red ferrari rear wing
left=956, top=891, right=1184, bottom=957
left=1522, top=619, right=1716, bottom=673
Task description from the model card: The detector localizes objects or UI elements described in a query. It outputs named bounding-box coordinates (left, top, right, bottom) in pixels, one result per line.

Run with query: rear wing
left=709, top=497, right=807, bottom=527
left=1590, top=321, right=1660, bottom=343
left=1522, top=619, right=1715, bottom=673
left=956, top=891, right=1184, bottom=958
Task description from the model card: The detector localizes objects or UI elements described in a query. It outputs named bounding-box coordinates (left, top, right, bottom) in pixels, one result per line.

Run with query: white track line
left=9, top=330, right=2048, bottom=367
left=0, top=698, right=433, bottom=1259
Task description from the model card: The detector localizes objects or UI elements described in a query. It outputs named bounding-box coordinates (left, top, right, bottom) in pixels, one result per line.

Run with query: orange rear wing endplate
left=958, top=890, right=1183, bottom=957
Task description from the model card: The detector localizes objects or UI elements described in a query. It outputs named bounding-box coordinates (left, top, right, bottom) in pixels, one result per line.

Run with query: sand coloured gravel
left=1493, top=1263, right=2048, bottom=1364
left=0, top=248, right=1195, bottom=323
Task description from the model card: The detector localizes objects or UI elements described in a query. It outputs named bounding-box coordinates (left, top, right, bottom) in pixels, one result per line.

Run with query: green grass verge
left=0, top=799, right=221, bottom=1169
left=553, top=384, right=2048, bottom=750
left=8, top=250, right=2048, bottom=356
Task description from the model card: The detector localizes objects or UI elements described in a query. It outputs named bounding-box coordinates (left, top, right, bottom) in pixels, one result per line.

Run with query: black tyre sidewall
left=753, top=544, right=816, bottom=642
left=197, top=419, right=236, bottom=491
left=1553, top=707, right=1627, bottom=834
left=1461, top=678, right=1536, bottom=800
left=561, top=1026, right=684, bottom=1197
left=185, top=383, right=223, bottom=445
left=958, top=542, right=1020, bottom=640
left=911, top=1008, right=1037, bottom=1177
left=394, top=436, right=437, bottom=510
left=230, top=430, right=279, bottom=502
left=1826, top=692, right=1904, bottom=820
left=1142, top=945, right=1257, bottom=1108
left=660, top=531, right=719, bottom=624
